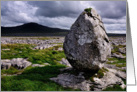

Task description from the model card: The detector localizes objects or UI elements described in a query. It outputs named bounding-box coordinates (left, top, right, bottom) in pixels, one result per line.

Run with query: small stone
left=32, top=64, right=45, bottom=67
left=43, top=63, right=50, bottom=66
left=2, top=48, right=10, bottom=51
left=111, top=53, right=126, bottom=59
left=57, top=47, right=63, bottom=51
left=59, top=58, right=72, bottom=67
left=118, top=48, right=126, bottom=54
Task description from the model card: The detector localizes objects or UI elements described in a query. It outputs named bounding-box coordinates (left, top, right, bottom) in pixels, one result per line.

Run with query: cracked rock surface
left=50, top=67, right=126, bottom=91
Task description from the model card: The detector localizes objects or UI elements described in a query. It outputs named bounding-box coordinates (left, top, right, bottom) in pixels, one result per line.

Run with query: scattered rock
left=59, top=58, right=72, bottom=67
left=34, top=44, right=58, bottom=50
left=57, top=47, right=63, bottom=51
left=111, top=42, right=118, bottom=46
left=32, top=64, right=45, bottom=67
left=63, top=8, right=111, bottom=71
left=43, top=63, right=50, bottom=66
left=1, top=37, right=64, bottom=45
left=107, top=60, right=115, bottom=63
left=118, top=48, right=126, bottom=54
left=32, top=63, right=50, bottom=67
left=1, top=58, right=32, bottom=70
left=111, top=53, right=126, bottom=59
left=104, top=63, right=126, bottom=71
left=108, top=69, right=126, bottom=80
left=2, top=48, right=10, bottom=51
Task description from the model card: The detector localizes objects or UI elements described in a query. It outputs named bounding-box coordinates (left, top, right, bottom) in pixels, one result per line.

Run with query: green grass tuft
left=1, top=67, right=23, bottom=75
left=107, top=57, right=126, bottom=68
left=103, top=84, right=126, bottom=91
left=84, top=8, right=92, bottom=13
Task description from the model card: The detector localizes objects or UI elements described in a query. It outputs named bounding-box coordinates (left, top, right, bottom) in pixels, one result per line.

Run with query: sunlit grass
left=1, top=44, right=65, bottom=65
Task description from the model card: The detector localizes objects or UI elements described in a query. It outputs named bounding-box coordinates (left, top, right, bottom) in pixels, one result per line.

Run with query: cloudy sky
left=1, top=1, right=126, bottom=34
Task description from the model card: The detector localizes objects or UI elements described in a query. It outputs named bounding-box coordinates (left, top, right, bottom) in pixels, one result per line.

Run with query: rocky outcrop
left=50, top=68, right=126, bottom=91
left=50, top=73, right=92, bottom=91
left=1, top=58, right=32, bottom=69
left=63, top=8, right=111, bottom=71
left=93, top=68, right=126, bottom=91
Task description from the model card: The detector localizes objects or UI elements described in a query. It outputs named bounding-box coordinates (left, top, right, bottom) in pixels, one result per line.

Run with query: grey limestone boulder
left=63, top=8, right=111, bottom=71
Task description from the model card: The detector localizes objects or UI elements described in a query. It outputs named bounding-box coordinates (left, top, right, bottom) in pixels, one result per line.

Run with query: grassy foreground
left=1, top=65, right=81, bottom=91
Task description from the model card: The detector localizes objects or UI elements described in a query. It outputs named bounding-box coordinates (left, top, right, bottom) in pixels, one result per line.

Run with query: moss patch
left=83, top=67, right=108, bottom=82
left=95, top=67, right=108, bottom=78
left=84, top=8, right=92, bottom=13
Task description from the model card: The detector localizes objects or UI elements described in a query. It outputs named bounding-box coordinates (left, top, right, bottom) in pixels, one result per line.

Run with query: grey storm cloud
left=1, top=1, right=127, bottom=33
left=28, top=1, right=83, bottom=18
left=90, top=1, right=126, bottom=19
left=28, top=1, right=126, bottom=19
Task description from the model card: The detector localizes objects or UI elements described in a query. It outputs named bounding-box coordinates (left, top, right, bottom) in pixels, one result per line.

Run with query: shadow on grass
left=1, top=65, right=81, bottom=91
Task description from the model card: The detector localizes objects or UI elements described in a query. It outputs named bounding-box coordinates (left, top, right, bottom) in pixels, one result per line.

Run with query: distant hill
left=1, top=22, right=126, bottom=37
left=1, top=22, right=69, bottom=36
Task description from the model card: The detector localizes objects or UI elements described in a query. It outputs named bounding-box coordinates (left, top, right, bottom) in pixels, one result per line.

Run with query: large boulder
left=63, top=8, right=111, bottom=71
